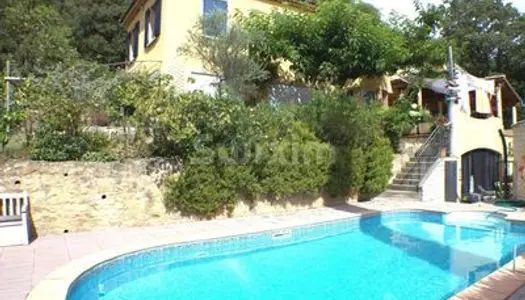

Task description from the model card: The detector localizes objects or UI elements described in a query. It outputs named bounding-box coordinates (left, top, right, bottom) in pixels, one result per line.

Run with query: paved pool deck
left=2, top=196, right=525, bottom=300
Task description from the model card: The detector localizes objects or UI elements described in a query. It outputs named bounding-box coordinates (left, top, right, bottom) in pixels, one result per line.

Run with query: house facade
left=121, top=0, right=312, bottom=95
left=363, top=68, right=522, bottom=200
left=122, top=1, right=522, bottom=202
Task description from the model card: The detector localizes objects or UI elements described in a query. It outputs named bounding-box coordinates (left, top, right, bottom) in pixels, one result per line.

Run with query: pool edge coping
left=451, top=254, right=525, bottom=300
left=26, top=207, right=525, bottom=300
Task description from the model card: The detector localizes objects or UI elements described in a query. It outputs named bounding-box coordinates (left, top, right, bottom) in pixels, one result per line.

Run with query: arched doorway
left=461, top=149, right=501, bottom=196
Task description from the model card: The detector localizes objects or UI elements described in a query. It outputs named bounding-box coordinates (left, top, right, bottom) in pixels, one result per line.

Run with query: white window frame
left=128, top=39, right=134, bottom=62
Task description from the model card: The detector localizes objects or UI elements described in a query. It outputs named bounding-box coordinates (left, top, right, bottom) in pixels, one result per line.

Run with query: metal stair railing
left=413, top=125, right=450, bottom=182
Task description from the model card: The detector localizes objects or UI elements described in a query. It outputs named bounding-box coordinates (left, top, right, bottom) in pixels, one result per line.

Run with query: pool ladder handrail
left=513, top=245, right=518, bottom=272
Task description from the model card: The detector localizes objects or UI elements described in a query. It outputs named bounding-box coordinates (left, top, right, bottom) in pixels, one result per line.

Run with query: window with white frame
left=128, top=22, right=140, bottom=62
left=145, top=0, right=162, bottom=47
left=203, top=0, right=228, bottom=36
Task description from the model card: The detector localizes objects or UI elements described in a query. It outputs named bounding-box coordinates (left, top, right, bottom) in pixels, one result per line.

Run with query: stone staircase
left=390, top=126, right=450, bottom=193
left=390, top=156, right=436, bottom=192
left=376, top=189, right=419, bottom=201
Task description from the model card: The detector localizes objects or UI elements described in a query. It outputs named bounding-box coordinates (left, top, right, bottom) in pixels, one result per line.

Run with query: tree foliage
left=414, top=0, right=525, bottom=94
left=360, top=136, right=393, bottom=198
left=52, top=0, right=129, bottom=64
left=389, top=11, right=446, bottom=74
left=162, top=98, right=333, bottom=218
left=179, top=12, right=270, bottom=103
left=0, top=0, right=128, bottom=72
left=18, top=63, right=112, bottom=134
left=381, top=95, right=432, bottom=151
left=239, top=0, right=408, bottom=86
left=16, top=62, right=117, bottom=161
left=301, top=90, right=393, bottom=198
left=0, top=0, right=78, bottom=75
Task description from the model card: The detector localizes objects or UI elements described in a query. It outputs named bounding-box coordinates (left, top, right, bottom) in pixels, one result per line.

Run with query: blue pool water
left=68, top=211, right=525, bottom=300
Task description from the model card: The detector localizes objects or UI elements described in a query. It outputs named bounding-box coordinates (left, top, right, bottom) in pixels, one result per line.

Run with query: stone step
left=389, top=184, right=419, bottom=192
left=377, top=189, right=419, bottom=200
left=405, top=161, right=435, bottom=167
left=409, top=156, right=437, bottom=163
left=400, top=161, right=435, bottom=173
left=395, top=172, right=426, bottom=180
left=393, top=178, right=420, bottom=186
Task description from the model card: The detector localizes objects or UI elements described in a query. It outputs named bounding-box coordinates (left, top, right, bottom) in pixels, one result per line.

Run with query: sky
left=364, top=0, right=525, bottom=19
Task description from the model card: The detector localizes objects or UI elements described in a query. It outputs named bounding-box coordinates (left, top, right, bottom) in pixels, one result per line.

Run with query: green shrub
left=301, top=90, right=382, bottom=147
left=164, top=163, right=237, bottom=218
left=381, top=96, right=431, bottom=151
left=163, top=116, right=333, bottom=216
left=81, top=151, right=117, bottom=162
left=0, top=107, right=24, bottom=149
left=164, top=141, right=332, bottom=216
left=260, top=139, right=333, bottom=197
left=360, top=136, right=394, bottom=199
left=160, top=88, right=394, bottom=214
left=83, top=131, right=111, bottom=151
left=31, top=126, right=88, bottom=161
left=164, top=148, right=241, bottom=218
left=302, top=90, right=388, bottom=198
left=164, top=146, right=263, bottom=217
left=325, top=147, right=366, bottom=197
left=31, top=127, right=116, bottom=162
left=253, top=119, right=333, bottom=197
left=219, top=162, right=262, bottom=201
left=81, top=132, right=117, bottom=162
left=128, top=90, right=245, bottom=158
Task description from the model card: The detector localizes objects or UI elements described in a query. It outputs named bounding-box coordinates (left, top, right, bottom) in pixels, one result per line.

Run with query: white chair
left=0, top=192, right=31, bottom=246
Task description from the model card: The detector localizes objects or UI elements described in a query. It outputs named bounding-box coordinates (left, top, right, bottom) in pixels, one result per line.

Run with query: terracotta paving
left=2, top=196, right=525, bottom=300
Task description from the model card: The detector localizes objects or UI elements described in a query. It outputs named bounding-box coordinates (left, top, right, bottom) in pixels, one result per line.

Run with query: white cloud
left=363, top=0, right=525, bottom=19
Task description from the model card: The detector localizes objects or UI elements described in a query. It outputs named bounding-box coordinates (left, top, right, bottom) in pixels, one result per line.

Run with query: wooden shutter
left=133, top=22, right=139, bottom=60
left=128, top=32, right=132, bottom=61
left=154, top=0, right=162, bottom=37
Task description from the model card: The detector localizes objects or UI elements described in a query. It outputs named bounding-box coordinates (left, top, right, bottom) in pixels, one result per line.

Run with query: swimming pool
left=67, top=211, right=525, bottom=300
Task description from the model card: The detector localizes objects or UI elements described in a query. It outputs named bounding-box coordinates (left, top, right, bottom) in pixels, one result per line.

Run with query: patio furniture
left=0, top=192, right=31, bottom=246
left=464, top=193, right=481, bottom=203
left=478, top=185, right=497, bottom=203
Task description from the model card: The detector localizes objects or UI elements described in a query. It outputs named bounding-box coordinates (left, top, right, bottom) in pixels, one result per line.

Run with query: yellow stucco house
left=371, top=68, right=522, bottom=202
left=121, top=0, right=522, bottom=203
left=121, top=0, right=313, bottom=95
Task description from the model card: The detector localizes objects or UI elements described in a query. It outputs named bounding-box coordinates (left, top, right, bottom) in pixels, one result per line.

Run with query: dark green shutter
left=154, top=0, right=162, bottom=37
left=133, top=22, right=139, bottom=60
left=128, top=32, right=132, bottom=61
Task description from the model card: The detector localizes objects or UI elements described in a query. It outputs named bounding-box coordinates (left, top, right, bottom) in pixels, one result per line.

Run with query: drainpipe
left=498, top=129, right=510, bottom=199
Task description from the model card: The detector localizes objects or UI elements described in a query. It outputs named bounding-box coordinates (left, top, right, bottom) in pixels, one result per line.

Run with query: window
left=490, top=94, right=498, bottom=117
left=128, top=22, right=140, bottom=62
left=145, top=0, right=162, bottom=47
left=469, top=90, right=491, bottom=119
left=469, top=90, right=476, bottom=115
left=203, top=0, right=228, bottom=36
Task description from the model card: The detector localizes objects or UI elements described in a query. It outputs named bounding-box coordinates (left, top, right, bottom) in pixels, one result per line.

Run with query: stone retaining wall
left=0, top=159, right=333, bottom=236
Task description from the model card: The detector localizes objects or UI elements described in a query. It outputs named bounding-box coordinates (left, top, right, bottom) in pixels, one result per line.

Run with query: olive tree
left=179, top=12, right=270, bottom=103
